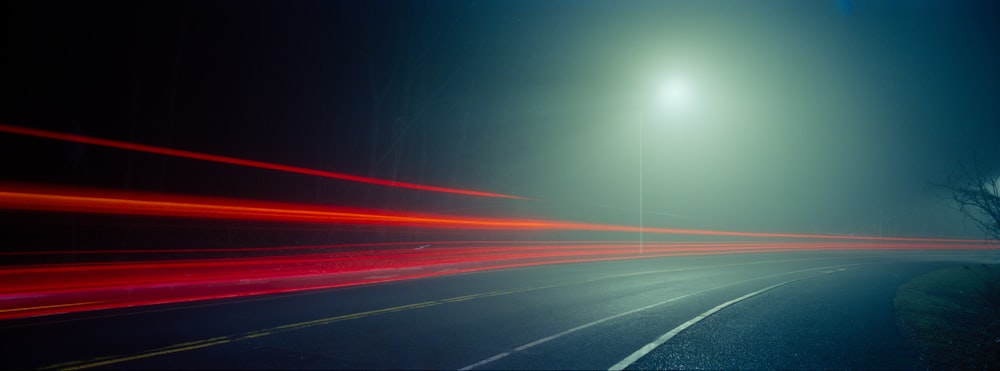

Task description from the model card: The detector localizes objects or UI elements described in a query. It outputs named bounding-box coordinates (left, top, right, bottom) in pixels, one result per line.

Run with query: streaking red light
left=0, top=123, right=529, bottom=200
left=0, top=183, right=989, bottom=243
left=0, top=241, right=992, bottom=320
left=0, top=184, right=555, bottom=229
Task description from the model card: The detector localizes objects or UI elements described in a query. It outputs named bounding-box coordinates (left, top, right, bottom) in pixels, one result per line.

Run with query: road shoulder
left=894, top=263, right=1000, bottom=369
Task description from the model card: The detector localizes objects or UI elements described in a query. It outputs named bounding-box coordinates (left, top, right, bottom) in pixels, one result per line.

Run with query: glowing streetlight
left=658, top=77, right=695, bottom=112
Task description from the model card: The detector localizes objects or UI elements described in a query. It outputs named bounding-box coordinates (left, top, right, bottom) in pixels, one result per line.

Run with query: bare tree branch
left=941, top=153, right=1000, bottom=241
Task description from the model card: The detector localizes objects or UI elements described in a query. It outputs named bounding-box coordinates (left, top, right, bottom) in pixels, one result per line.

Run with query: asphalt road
left=1, top=249, right=994, bottom=370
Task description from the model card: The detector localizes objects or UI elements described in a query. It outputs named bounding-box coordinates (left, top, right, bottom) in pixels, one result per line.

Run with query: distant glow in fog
left=661, top=79, right=691, bottom=108
left=655, top=76, right=696, bottom=115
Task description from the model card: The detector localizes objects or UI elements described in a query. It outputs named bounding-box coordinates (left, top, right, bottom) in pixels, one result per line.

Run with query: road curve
left=0, top=249, right=993, bottom=370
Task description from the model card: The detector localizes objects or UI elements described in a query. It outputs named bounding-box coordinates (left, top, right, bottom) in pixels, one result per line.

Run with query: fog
left=3, top=0, right=999, bottom=242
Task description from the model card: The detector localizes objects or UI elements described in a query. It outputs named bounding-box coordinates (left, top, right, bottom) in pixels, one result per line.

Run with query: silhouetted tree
left=943, top=155, right=1000, bottom=241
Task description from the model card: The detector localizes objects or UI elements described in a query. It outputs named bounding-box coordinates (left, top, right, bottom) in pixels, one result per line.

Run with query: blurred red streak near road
left=2, top=241, right=988, bottom=320
left=0, top=184, right=554, bottom=229
left=0, top=184, right=990, bottom=243
left=0, top=123, right=529, bottom=200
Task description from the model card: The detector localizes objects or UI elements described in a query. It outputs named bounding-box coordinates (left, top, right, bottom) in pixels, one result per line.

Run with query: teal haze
left=2, top=0, right=998, bottom=239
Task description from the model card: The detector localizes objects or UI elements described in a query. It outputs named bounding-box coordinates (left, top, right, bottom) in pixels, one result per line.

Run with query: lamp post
left=639, top=110, right=644, bottom=255
left=637, top=76, right=693, bottom=255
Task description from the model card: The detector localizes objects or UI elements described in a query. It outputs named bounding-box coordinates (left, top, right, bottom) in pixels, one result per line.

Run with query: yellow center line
left=0, top=301, right=105, bottom=314
left=43, top=287, right=556, bottom=370
left=42, top=255, right=861, bottom=370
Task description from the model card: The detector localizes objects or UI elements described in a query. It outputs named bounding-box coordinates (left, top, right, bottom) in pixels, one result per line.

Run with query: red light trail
left=0, top=184, right=992, bottom=321
left=0, top=123, right=529, bottom=200
left=0, top=184, right=989, bottom=243
left=0, top=241, right=991, bottom=318
left=1, top=123, right=994, bottom=322
left=1, top=240, right=992, bottom=320
left=0, top=184, right=557, bottom=229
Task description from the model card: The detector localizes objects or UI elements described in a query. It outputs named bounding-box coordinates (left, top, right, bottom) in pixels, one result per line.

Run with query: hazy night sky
left=2, top=0, right=999, bottom=241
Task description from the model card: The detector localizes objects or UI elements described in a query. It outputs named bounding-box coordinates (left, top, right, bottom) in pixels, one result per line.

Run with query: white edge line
left=457, top=293, right=696, bottom=371
left=607, top=279, right=796, bottom=371
left=458, top=352, right=511, bottom=371
left=458, top=264, right=853, bottom=371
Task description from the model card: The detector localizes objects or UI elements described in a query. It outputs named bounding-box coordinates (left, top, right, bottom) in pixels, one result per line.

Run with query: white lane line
left=457, top=291, right=693, bottom=371
left=607, top=279, right=797, bottom=371
left=458, top=352, right=511, bottom=371
left=458, top=265, right=850, bottom=370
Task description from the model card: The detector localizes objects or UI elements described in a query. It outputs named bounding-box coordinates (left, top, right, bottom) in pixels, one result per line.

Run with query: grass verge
left=895, top=263, right=1000, bottom=369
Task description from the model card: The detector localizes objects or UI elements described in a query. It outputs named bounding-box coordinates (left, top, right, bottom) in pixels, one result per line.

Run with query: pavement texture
left=0, top=249, right=993, bottom=370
